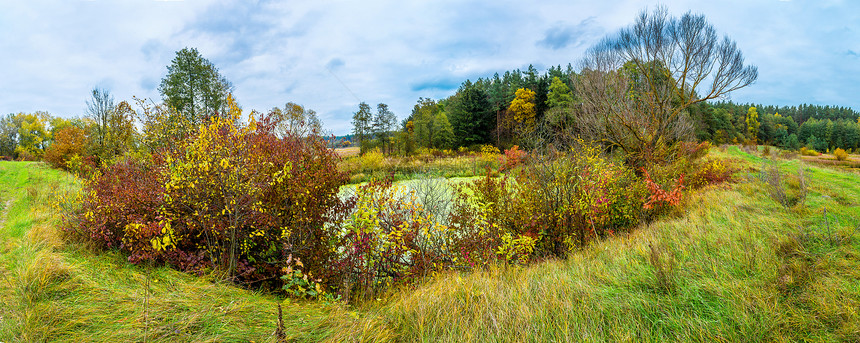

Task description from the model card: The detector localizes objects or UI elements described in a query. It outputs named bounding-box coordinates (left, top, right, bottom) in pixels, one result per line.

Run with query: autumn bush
left=66, top=99, right=348, bottom=289
left=499, top=145, right=527, bottom=171
left=449, top=142, right=646, bottom=261
left=833, top=148, right=849, bottom=161
left=799, top=147, right=820, bottom=156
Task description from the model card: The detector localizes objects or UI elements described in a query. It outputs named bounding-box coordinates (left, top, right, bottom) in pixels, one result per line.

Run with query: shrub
left=642, top=168, right=685, bottom=215
left=67, top=99, right=348, bottom=290
left=332, top=179, right=451, bottom=302
left=357, top=147, right=385, bottom=172
left=833, top=148, right=848, bottom=161
left=799, top=147, right=820, bottom=156
left=451, top=142, right=645, bottom=259
left=499, top=145, right=527, bottom=171
left=684, top=158, right=736, bottom=189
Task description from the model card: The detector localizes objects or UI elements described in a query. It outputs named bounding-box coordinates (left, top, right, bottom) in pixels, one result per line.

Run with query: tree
left=352, top=102, right=373, bottom=154
left=449, top=80, right=493, bottom=147
left=507, top=88, right=537, bottom=138
left=432, top=112, right=455, bottom=149
left=546, top=76, right=573, bottom=109
left=411, top=98, right=438, bottom=148
left=0, top=113, right=19, bottom=159
left=159, top=47, right=233, bottom=128
left=86, top=88, right=135, bottom=163
left=574, top=6, right=758, bottom=166
left=44, top=125, right=88, bottom=170
left=13, top=112, right=51, bottom=160
left=373, top=103, right=396, bottom=154
left=269, top=102, right=322, bottom=138
left=746, top=106, right=760, bottom=144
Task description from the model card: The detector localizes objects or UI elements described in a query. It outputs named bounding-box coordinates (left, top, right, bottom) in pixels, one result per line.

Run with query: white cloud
left=1, top=0, right=859, bottom=134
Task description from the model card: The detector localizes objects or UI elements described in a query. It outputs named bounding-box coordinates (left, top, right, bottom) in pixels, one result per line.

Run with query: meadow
left=2, top=146, right=859, bottom=342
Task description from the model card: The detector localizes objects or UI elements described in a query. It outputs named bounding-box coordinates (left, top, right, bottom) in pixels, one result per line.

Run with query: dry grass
left=334, top=146, right=360, bottom=158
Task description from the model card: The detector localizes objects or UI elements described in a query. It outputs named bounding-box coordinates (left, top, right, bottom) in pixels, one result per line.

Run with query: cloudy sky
left=1, top=0, right=858, bottom=134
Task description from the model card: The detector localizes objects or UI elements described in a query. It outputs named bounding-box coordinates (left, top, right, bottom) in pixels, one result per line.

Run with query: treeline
left=352, top=64, right=578, bottom=154
left=693, top=102, right=860, bottom=151
left=351, top=62, right=859, bottom=156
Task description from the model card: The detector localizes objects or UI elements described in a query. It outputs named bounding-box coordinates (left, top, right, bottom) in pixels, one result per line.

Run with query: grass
left=325, top=146, right=860, bottom=342
left=2, top=146, right=860, bottom=342
left=0, top=162, right=337, bottom=342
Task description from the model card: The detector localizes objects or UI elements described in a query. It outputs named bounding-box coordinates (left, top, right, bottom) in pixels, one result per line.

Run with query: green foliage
left=158, top=47, right=233, bottom=126
left=546, top=76, right=573, bottom=109
left=806, top=135, right=827, bottom=152
left=449, top=80, right=494, bottom=147
left=431, top=111, right=454, bottom=149
left=352, top=102, right=373, bottom=154
left=373, top=103, right=397, bottom=154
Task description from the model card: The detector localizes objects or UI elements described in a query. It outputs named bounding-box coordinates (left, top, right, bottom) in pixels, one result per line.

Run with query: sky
left=1, top=0, right=859, bottom=135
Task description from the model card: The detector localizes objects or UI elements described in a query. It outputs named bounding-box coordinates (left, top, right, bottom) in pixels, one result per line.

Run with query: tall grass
left=320, top=147, right=860, bottom=342
left=2, top=145, right=860, bottom=342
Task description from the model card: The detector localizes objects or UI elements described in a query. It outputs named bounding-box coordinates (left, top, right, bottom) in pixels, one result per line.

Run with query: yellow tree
left=14, top=112, right=52, bottom=159
left=746, top=106, right=760, bottom=144
left=507, top=88, right=537, bottom=137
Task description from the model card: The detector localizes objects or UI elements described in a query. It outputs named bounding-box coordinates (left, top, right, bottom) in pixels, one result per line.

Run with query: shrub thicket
left=67, top=100, right=348, bottom=289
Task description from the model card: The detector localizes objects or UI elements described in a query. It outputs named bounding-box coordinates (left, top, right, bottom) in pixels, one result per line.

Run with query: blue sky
left=1, top=0, right=858, bottom=134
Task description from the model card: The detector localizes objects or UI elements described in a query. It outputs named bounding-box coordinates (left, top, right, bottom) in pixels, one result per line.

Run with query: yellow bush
left=799, top=147, right=820, bottom=156
left=358, top=148, right=385, bottom=171
left=833, top=148, right=849, bottom=161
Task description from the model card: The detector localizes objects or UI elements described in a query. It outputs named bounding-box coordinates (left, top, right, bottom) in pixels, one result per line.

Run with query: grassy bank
left=0, top=162, right=335, bottom=342
left=2, top=145, right=859, bottom=342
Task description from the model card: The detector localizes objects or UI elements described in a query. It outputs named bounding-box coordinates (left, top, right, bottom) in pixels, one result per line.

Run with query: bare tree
left=574, top=6, right=757, bottom=166
left=270, top=102, right=322, bottom=138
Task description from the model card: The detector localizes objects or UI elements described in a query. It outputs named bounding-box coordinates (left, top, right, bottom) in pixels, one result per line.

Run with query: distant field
left=333, top=146, right=359, bottom=157
left=801, top=152, right=860, bottom=169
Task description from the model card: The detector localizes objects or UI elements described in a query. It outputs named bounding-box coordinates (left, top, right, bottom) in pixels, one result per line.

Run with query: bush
left=499, top=145, right=527, bottom=171
left=67, top=101, right=348, bottom=289
left=331, top=179, right=451, bottom=302
left=833, top=148, right=849, bottom=161
left=452, top=143, right=645, bottom=259
left=799, top=147, right=820, bottom=156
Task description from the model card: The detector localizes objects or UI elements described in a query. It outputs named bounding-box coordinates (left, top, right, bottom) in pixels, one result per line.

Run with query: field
left=2, top=146, right=859, bottom=342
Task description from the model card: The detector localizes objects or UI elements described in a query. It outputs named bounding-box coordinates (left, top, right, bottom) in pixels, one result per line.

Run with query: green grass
left=2, top=146, right=860, bottom=342
left=0, top=162, right=339, bottom=342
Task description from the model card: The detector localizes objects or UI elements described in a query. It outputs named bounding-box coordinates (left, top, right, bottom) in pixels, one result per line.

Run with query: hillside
left=1, top=146, right=859, bottom=342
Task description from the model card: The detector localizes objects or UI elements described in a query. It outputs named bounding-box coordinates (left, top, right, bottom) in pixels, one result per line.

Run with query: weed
left=648, top=242, right=676, bottom=293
